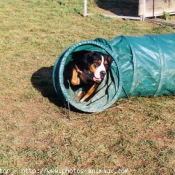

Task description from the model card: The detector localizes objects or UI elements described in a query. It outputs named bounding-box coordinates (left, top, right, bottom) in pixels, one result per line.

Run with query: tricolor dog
left=64, top=51, right=112, bottom=102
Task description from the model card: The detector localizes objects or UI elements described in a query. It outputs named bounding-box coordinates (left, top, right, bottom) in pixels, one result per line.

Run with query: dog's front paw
left=74, top=91, right=85, bottom=102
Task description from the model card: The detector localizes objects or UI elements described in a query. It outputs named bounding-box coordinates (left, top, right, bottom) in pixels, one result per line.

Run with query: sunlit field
left=0, top=0, right=175, bottom=174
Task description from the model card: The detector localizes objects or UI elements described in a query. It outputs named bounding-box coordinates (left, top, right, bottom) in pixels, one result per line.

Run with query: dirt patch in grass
left=0, top=0, right=175, bottom=174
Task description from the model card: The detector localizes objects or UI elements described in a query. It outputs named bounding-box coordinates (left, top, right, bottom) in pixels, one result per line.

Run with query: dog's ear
left=83, top=52, right=90, bottom=69
left=83, top=52, right=89, bottom=64
left=83, top=51, right=95, bottom=65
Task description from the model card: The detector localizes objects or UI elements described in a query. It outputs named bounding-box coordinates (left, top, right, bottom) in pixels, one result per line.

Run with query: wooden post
left=84, top=0, right=87, bottom=16
left=142, top=0, right=146, bottom=21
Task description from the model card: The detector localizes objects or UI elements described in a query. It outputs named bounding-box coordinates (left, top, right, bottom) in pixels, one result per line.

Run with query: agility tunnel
left=52, top=34, right=175, bottom=113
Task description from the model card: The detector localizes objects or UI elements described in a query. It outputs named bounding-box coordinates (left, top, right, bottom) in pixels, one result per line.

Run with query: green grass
left=0, top=0, right=175, bottom=174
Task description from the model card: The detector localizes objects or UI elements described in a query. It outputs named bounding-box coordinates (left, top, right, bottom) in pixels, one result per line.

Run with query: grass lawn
left=0, top=0, right=175, bottom=174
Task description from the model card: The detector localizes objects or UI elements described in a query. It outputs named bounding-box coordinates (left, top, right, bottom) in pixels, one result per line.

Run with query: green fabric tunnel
left=52, top=33, right=175, bottom=113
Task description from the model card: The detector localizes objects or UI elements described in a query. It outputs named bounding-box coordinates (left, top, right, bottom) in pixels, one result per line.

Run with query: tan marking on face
left=104, top=60, right=108, bottom=65
left=104, top=60, right=109, bottom=69
left=97, top=60, right=102, bottom=64
left=89, top=64, right=96, bottom=74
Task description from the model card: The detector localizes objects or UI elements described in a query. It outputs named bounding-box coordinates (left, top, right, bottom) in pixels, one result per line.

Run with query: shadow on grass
left=31, top=66, right=64, bottom=108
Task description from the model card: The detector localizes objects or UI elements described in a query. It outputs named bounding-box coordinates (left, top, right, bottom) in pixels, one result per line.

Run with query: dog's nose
left=100, top=71, right=106, bottom=79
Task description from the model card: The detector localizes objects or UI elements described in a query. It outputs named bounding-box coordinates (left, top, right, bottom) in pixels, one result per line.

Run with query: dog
left=64, top=51, right=112, bottom=102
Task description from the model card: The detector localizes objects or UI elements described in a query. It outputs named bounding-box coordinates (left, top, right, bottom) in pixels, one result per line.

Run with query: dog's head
left=82, top=51, right=112, bottom=83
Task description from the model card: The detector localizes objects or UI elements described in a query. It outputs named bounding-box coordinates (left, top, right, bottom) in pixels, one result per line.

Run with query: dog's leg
left=80, top=83, right=99, bottom=102
left=74, top=91, right=85, bottom=102
left=70, top=68, right=80, bottom=85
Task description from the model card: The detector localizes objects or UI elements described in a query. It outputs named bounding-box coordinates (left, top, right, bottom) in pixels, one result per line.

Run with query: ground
left=0, top=0, right=175, bottom=174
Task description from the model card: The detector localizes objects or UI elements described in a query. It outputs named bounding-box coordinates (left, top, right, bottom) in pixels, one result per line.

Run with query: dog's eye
left=94, top=62, right=100, bottom=68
